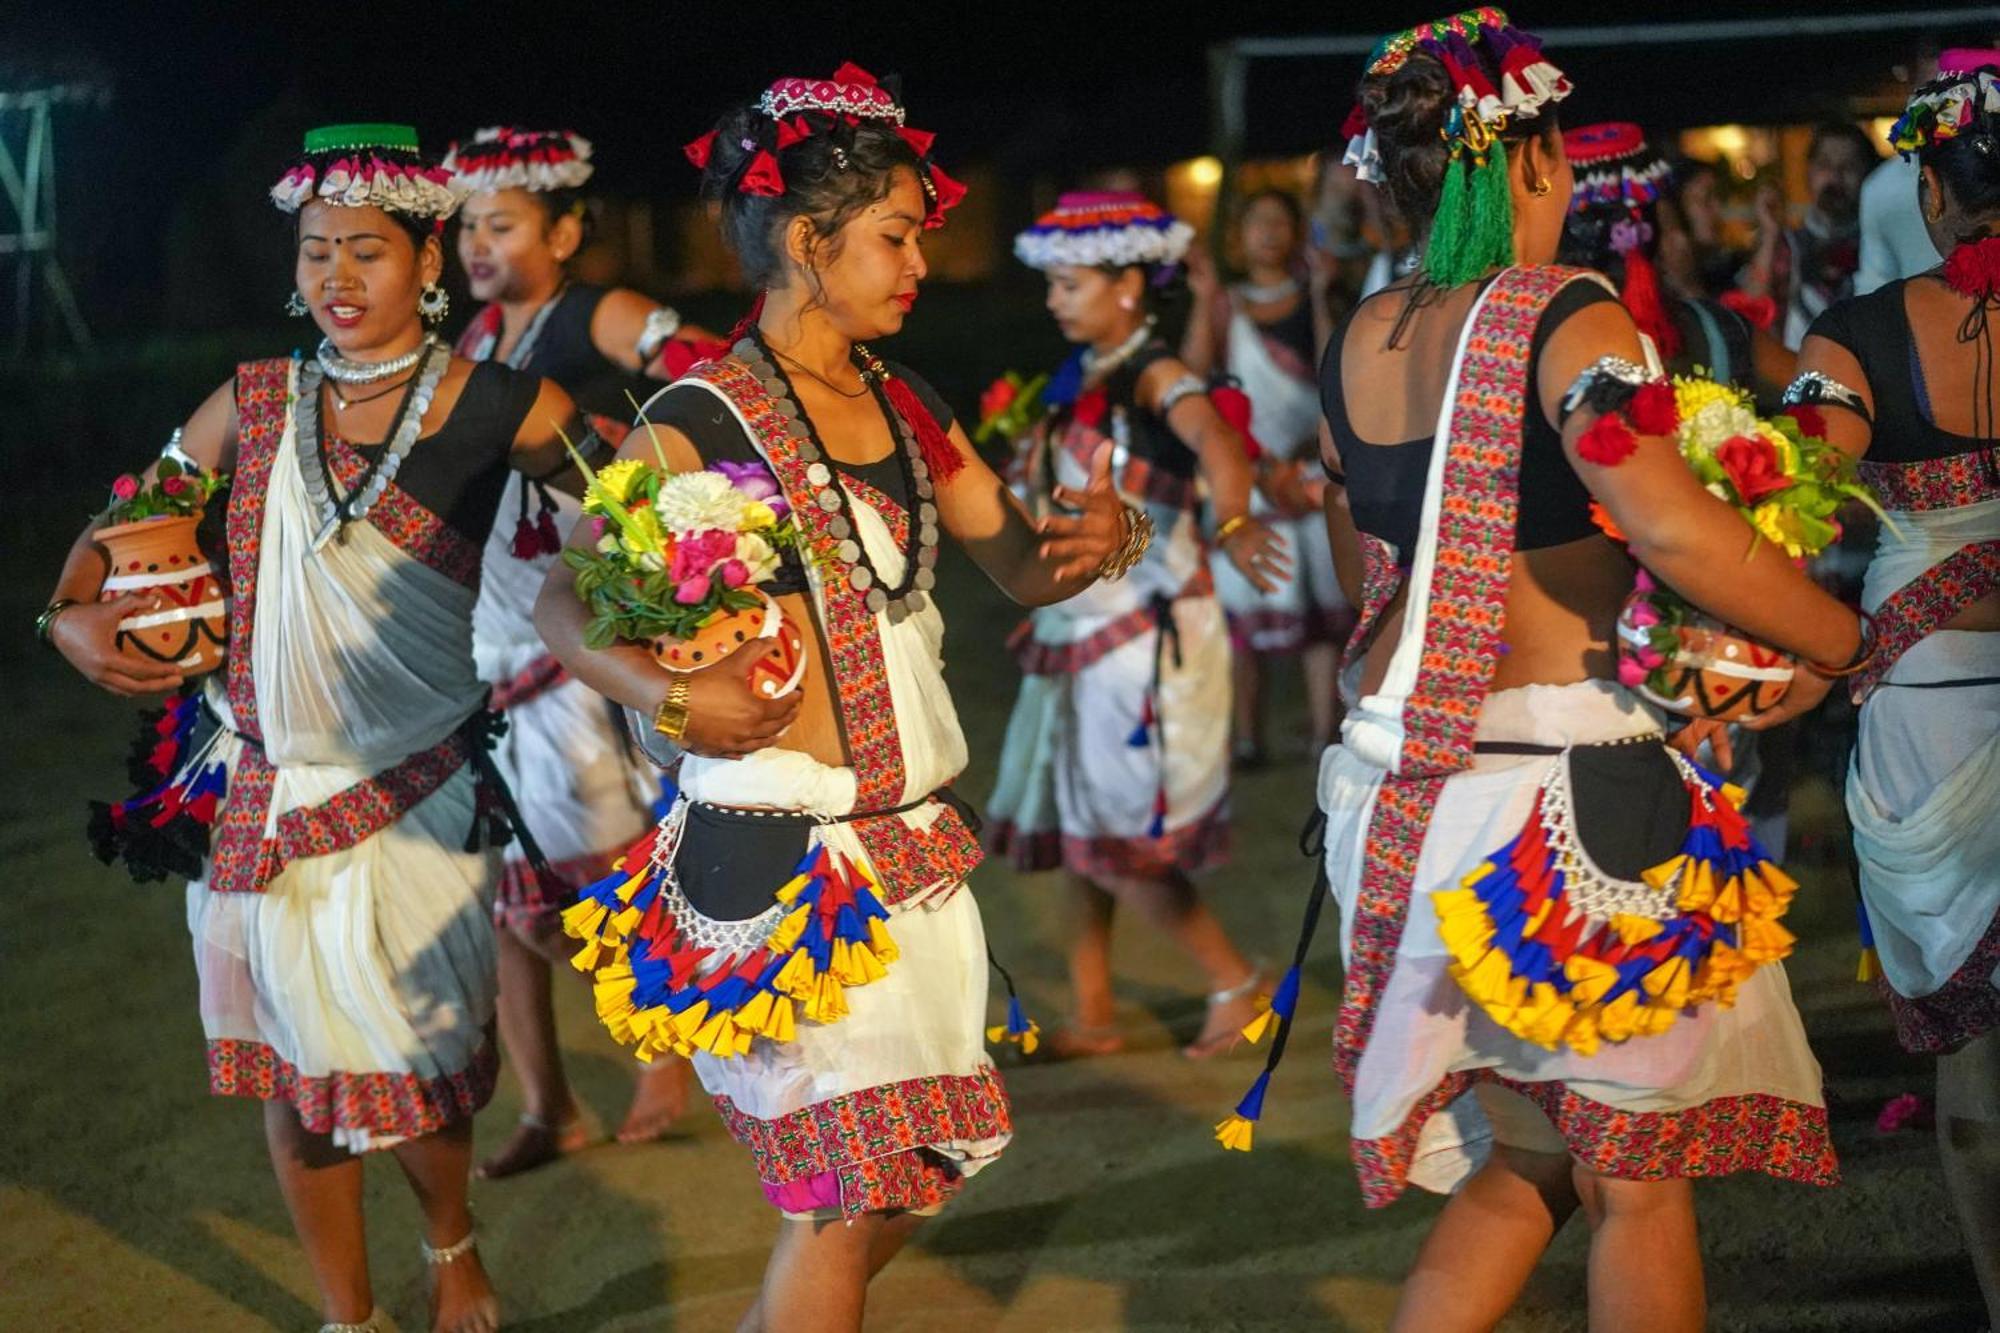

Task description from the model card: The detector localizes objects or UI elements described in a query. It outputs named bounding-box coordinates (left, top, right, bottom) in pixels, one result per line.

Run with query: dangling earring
left=419, top=283, right=450, bottom=325
left=1119, top=294, right=1138, bottom=312
left=285, top=290, right=310, bottom=317
left=1531, top=176, right=1552, bottom=196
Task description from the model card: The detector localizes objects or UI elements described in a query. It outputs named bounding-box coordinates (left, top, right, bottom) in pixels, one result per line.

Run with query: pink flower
left=1617, top=655, right=1651, bottom=687
left=1625, top=599, right=1661, bottom=628
left=1634, top=644, right=1665, bottom=669
left=1875, top=1092, right=1933, bottom=1134
left=669, top=529, right=738, bottom=584
left=161, top=475, right=191, bottom=497
left=719, top=559, right=749, bottom=588
left=674, top=574, right=712, bottom=605
left=591, top=516, right=607, bottom=539
left=111, top=474, right=141, bottom=501
left=1633, top=567, right=1657, bottom=593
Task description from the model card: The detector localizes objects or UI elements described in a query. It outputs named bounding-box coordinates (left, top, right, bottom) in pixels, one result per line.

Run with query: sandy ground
left=0, top=544, right=1987, bottom=1332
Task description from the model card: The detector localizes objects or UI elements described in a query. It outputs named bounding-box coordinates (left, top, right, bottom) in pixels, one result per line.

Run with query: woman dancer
left=987, top=191, right=1291, bottom=1059
left=1793, top=53, right=2000, bottom=1323
left=1184, top=188, right=1353, bottom=763
left=445, top=125, right=713, bottom=1176
left=535, top=65, right=1134, bottom=1332
left=45, top=125, right=589, bottom=1332
left=1303, top=14, right=1864, bottom=1327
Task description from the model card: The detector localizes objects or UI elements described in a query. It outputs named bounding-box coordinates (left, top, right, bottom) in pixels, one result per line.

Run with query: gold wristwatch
left=652, top=676, right=693, bottom=742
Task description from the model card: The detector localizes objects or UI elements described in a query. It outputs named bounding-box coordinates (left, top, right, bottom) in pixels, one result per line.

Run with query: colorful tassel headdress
left=270, top=123, right=460, bottom=223
left=683, top=62, right=966, bottom=228
left=1013, top=192, right=1195, bottom=271
left=1889, top=50, right=2000, bottom=160
left=1342, top=7, right=1571, bottom=287
left=1562, top=122, right=1680, bottom=360
left=443, top=126, right=595, bottom=195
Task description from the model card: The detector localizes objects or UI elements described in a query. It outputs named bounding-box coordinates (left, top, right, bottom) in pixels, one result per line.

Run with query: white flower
left=733, top=531, right=780, bottom=583
left=655, top=471, right=751, bottom=535
left=1682, top=397, right=1759, bottom=452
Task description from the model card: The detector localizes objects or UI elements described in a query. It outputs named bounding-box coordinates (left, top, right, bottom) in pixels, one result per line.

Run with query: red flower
left=1577, top=412, right=1637, bottom=466
left=979, top=377, right=1017, bottom=422
left=1072, top=387, right=1108, bottom=432
left=1943, top=235, right=2000, bottom=301
left=160, top=475, right=191, bottom=497
left=1784, top=404, right=1827, bottom=440
left=1715, top=432, right=1790, bottom=504
left=111, top=474, right=141, bottom=501
left=1626, top=381, right=1679, bottom=436
left=1719, top=290, right=1777, bottom=332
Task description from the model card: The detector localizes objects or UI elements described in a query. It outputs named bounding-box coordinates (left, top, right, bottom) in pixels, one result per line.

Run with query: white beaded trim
left=1535, top=739, right=1689, bottom=924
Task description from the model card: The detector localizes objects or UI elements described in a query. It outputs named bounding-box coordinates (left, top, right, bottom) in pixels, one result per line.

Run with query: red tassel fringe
left=1619, top=245, right=1682, bottom=362
left=882, top=374, right=966, bottom=484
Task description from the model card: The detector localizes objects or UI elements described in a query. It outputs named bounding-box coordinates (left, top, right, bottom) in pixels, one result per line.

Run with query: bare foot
left=616, top=1058, right=690, bottom=1144
left=1042, top=1023, right=1126, bottom=1060
left=475, top=1112, right=590, bottom=1180
left=429, top=1245, right=499, bottom=1333
left=1182, top=982, right=1265, bottom=1061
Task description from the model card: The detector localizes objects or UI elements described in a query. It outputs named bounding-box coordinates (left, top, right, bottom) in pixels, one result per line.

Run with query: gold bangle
left=1215, top=513, right=1252, bottom=546
left=651, top=675, right=693, bottom=741
left=1096, top=505, right=1153, bottom=582
left=35, top=598, right=79, bottom=648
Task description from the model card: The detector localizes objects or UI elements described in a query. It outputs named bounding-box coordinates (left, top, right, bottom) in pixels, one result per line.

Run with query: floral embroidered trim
left=323, top=429, right=484, bottom=589
left=985, top=795, right=1231, bottom=879
left=852, top=801, right=983, bottom=908
left=1006, top=567, right=1215, bottom=676
left=207, top=1036, right=498, bottom=1146
left=1341, top=534, right=1404, bottom=675
left=1859, top=453, right=2000, bottom=512
left=1853, top=539, right=2000, bottom=700
left=686, top=358, right=909, bottom=810
left=1054, top=418, right=1202, bottom=512
left=225, top=359, right=294, bottom=741
left=1346, top=1072, right=1838, bottom=1207
left=207, top=733, right=469, bottom=894
left=1884, top=902, right=2000, bottom=1054
left=712, top=1065, right=1010, bottom=1219
left=838, top=474, right=911, bottom=549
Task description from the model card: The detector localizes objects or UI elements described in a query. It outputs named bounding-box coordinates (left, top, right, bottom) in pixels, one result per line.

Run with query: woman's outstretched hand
left=1038, top=441, right=1129, bottom=583
left=1221, top=515, right=1293, bottom=593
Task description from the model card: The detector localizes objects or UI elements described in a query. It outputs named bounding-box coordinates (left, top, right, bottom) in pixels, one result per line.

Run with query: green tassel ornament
left=1423, top=141, right=1517, bottom=287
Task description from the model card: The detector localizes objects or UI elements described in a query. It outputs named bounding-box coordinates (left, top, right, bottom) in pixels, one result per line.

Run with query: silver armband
left=1782, top=371, right=1871, bottom=421
left=1559, top=355, right=1654, bottom=419
left=160, top=427, right=201, bottom=474
left=1157, top=374, right=1207, bottom=417
left=635, top=306, right=684, bottom=364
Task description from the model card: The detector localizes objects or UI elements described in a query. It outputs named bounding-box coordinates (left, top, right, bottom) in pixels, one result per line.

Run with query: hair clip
left=832, top=145, right=850, bottom=170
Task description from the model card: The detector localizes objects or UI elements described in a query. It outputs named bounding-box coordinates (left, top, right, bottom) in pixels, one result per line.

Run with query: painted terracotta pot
left=96, top=514, right=228, bottom=677
left=650, top=591, right=806, bottom=700
left=1617, top=590, right=1793, bottom=723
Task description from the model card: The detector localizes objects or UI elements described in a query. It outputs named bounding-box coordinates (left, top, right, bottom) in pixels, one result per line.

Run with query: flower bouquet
left=561, top=449, right=809, bottom=699
left=1596, top=379, right=1880, bottom=720
left=95, top=457, right=230, bottom=676
left=973, top=370, right=1050, bottom=446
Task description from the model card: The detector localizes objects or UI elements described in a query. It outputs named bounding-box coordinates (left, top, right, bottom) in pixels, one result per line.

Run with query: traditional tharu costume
left=986, top=193, right=1233, bottom=879
left=90, top=126, right=550, bottom=1150
left=560, top=67, right=1011, bottom=1219
left=443, top=127, right=671, bottom=939
left=1201, top=245, right=1352, bottom=656
left=1798, top=58, right=2000, bottom=1116
left=1216, top=12, right=1837, bottom=1203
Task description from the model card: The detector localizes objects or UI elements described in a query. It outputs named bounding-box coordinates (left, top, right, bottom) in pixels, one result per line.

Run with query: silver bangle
left=1559, top=356, right=1653, bottom=419
left=1157, top=374, right=1207, bottom=417
left=1782, top=371, right=1871, bottom=421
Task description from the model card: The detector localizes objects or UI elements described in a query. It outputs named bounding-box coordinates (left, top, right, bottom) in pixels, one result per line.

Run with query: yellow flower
left=739, top=498, right=778, bottom=530
left=1758, top=423, right=1800, bottom=478
left=592, top=459, right=649, bottom=508
left=618, top=503, right=668, bottom=561
left=1751, top=501, right=1807, bottom=558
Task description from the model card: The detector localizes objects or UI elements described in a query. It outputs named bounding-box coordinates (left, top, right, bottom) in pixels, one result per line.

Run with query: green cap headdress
left=269, top=123, right=461, bottom=223
left=1342, top=8, right=1572, bottom=286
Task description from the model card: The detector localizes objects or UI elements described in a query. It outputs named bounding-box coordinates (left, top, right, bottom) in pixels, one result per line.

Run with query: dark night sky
left=0, top=0, right=1984, bottom=337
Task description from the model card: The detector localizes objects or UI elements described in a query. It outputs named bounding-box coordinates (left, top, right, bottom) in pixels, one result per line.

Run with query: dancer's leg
left=736, top=1211, right=916, bottom=1333
left=1050, top=874, right=1123, bottom=1056
left=1231, top=648, right=1264, bottom=765
left=389, top=1119, right=499, bottom=1333
left=1096, top=870, right=1257, bottom=1056
left=479, top=923, right=584, bottom=1178
left=1574, top=1168, right=1704, bottom=1333
left=1302, top=640, right=1340, bottom=752
left=264, top=1101, right=373, bottom=1325
left=1389, top=1144, right=1579, bottom=1332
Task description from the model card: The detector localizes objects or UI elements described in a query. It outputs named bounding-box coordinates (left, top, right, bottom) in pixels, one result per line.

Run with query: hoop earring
left=1530, top=176, right=1552, bottom=196
left=419, top=283, right=450, bottom=325
left=284, top=291, right=310, bottom=317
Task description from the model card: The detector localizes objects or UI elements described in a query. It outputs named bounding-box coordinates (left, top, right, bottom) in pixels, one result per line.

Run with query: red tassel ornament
left=881, top=373, right=967, bottom=484
left=1618, top=244, right=1682, bottom=362
left=1943, top=235, right=2000, bottom=302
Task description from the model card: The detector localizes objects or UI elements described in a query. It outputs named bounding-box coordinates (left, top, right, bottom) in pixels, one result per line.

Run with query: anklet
left=421, top=1230, right=478, bottom=1266
left=317, top=1311, right=382, bottom=1333
left=1207, top=967, right=1265, bottom=1007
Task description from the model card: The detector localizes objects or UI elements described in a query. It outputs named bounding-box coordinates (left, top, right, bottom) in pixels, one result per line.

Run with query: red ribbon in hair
left=684, top=130, right=718, bottom=169
left=775, top=116, right=812, bottom=149
left=739, top=149, right=785, bottom=197
left=1341, top=103, right=1369, bottom=138
left=832, top=61, right=880, bottom=87
left=897, top=126, right=936, bottom=157
left=924, top=162, right=968, bottom=228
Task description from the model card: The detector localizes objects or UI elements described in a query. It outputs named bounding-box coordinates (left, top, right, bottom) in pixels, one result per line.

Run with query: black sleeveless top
left=635, top=356, right=955, bottom=596
left=1805, top=277, right=1988, bottom=464
left=507, top=283, right=657, bottom=424
left=1667, top=297, right=1754, bottom=388
left=338, top=360, right=540, bottom=542
left=1052, top=340, right=1200, bottom=494
left=1322, top=278, right=1618, bottom=554
left=1242, top=290, right=1315, bottom=367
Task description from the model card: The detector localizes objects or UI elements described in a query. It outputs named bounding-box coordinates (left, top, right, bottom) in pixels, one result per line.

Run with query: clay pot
left=96, top=515, right=228, bottom=677
left=650, top=591, right=806, bottom=700
left=1617, top=592, right=1793, bottom=723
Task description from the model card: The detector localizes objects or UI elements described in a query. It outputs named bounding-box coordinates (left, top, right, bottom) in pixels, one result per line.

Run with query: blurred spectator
left=1742, top=122, right=1876, bottom=348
